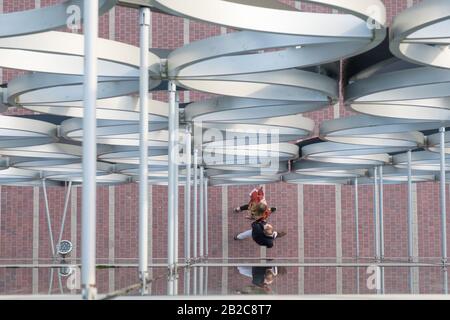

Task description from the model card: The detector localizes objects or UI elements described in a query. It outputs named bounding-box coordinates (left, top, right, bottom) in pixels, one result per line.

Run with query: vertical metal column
left=373, top=167, right=380, bottom=260
left=378, top=166, right=384, bottom=260
left=193, top=148, right=198, bottom=295
left=199, top=166, right=204, bottom=295
left=373, top=167, right=381, bottom=295
left=138, top=6, right=150, bottom=294
left=42, top=180, right=55, bottom=257
left=439, top=127, right=448, bottom=294
left=184, top=125, right=192, bottom=295
left=57, top=181, right=73, bottom=248
left=378, top=165, right=385, bottom=294
left=42, top=179, right=56, bottom=294
left=57, top=181, right=74, bottom=295
left=81, top=0, right=98, bottom=300
left=354, top=177, right=360, bottom=294
left=167, top=81, right=177, bottom=295
left=204, top=177, right=209, bottom=294
left=407, top=149, right=414, bottom=293
left=173, top=91, right=180, bottom=295
left=204, top=177, right=209, bottom=259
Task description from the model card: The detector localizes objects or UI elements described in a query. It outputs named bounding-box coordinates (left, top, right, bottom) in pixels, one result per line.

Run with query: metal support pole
left=199, top=166, right=205, bottom=295
left=42, top=180, right=55, bottom=257
left=173, top=91, right=180, bottom=295
left=373, top=167, right=382, bottom=294
left=204, top=177, right=209, bottom=294
left=193, top=149, right=198, bottom=295
left=81, top=0, right=98, bottom=300
left=138, top=6, right=150, bottom=295
left=184, top=125, right=192, bottom=295
left=407, top=149, right=414, bottom=293
left=167, top=81, right=177, bottom=295
left=354, top=177, right=360, bottom=294
left=57, top=181, right=73, bottom=296
left=199, top=167, right=204, bottom=260
left=439, top=127, right=448, bottom=294
left=204, top=177, right=209, bottom=259
left=378, top=165, right=385, bottom=293
left=42, top=179, right=56, bottom=295
left=373, top=167, right=380, bottom=261
left=379, top=166, right=384, bottom=260
left=57, top=181, right=73, bottom=247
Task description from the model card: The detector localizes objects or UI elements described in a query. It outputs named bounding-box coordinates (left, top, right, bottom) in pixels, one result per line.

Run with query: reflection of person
left=234, top=186, right=276, bottom=221
left=236, top=266, right=286, bottom=294
left=234, top=212, right=286, bottom=248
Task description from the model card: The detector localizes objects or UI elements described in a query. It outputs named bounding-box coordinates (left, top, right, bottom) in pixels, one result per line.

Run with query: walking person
left=234, top=203, right=286, bottom=248
left=234, top=186, right=276, bottom=220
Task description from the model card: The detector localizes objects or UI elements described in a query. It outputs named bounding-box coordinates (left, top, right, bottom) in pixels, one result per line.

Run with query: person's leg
left=237, top=266, right=253, bottom=278
left=234, top=204, right=249, bottom=212
left=234, top=229, right=252, bottom=240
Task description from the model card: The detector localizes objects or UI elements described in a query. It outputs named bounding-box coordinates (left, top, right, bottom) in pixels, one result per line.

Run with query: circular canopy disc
left=282, top=173, right=349, bottom=185
left=393, top=151, right=450, bottom=171
left=185, top=96, right=328, bottom=122
left=321, top=115, right=430, bottom=147
left=61, top=119, right=170, bottom=147
left=24, top=96, right=168, bottom=121
left=0, top=1, right=115, bottom=38
left=390, top=0, right=450, bottom=69
left=0, top=116, right=57, bottom=148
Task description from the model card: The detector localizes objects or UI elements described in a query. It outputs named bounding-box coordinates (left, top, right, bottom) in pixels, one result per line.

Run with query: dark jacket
left=252, top=220, right=276, bottom=248
left=252, top=266, right=271, bottom=287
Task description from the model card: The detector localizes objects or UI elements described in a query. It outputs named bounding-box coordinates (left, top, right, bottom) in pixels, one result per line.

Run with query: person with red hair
left=233, top=186, right=276, bottom=221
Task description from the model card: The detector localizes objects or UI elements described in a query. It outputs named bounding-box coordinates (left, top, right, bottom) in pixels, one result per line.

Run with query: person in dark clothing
left=251, top=220, right=277, bottom=248
left=234, top=204, right=286, bottom=247
left=236, top=266, right=287, bottom=294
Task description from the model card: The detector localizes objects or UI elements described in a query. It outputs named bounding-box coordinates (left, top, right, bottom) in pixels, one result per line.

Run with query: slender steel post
left=199, top=167, right=204, bottom=260
left=138, top=6, right=150, bottom=295
left=42, top=180, right=55, bottom=257
left=379, top=166, right=384, bottom=260
left=204, top=177, right=209, bottom=259
left=57, top=181, right=72, bottom=296
left=407, top=149, right=414, bottom=293
left=184, top=125, right=192, bottom=295
left=204, top=177, right=209, bottom=294
left=81, top=0, right=98, bottom=300
left=173, top=91, right=180, bottom=295
left=439, top=127, right=448, bottom=294
left=354, top=177, right=360, bottom=294
left=193, top=149, right=198, bottom=295
left=373, top=167, right=381, bottom=295
left=167, top=81, right=177, bottom=295
left=373, top=167, right=380, bottom=260
left=42, top=179, right=56, bottom=294
left=199, top=166, right=205, bottom=295
left=378, top=165, right=385, bottom=293
left=57, top=181, right=73, bottom=247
